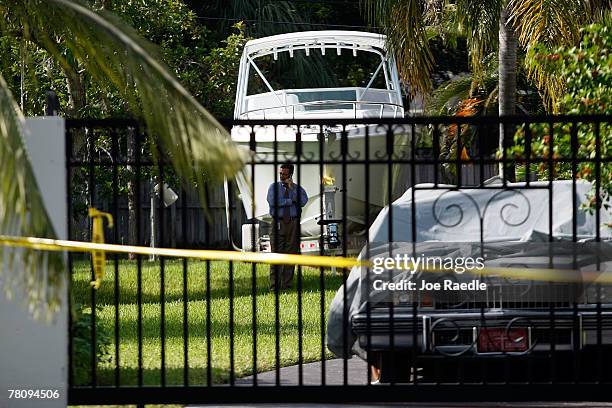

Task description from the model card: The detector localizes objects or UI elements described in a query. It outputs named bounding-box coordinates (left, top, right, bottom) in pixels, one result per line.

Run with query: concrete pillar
left=0, top=117, right=67, bottom=407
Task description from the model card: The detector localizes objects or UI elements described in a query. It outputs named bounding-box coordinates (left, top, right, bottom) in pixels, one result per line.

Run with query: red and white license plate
left=477, top=327, right=529, bottom=353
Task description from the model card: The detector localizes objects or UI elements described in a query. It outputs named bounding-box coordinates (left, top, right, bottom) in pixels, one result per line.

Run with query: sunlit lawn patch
left=71, top=258, right=344, bottom=385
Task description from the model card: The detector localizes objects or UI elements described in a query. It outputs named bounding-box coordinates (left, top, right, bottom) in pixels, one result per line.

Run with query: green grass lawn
left=71, top=258, right=344, bottom=386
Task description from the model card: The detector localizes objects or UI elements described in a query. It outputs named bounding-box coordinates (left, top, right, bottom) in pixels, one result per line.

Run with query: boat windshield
left=236, top=43, right=403, bottom=119
left=247, top=50, right=387, bottom=94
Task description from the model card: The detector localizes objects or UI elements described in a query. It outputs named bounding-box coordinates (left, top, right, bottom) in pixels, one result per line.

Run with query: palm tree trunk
left=64, top=66, right=86, bottom=117
left=498, top=3, right=517, bottom=180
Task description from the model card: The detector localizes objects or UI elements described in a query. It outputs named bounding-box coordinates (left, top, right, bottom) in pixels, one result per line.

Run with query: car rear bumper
left=352, top=305, right=612, bottom=355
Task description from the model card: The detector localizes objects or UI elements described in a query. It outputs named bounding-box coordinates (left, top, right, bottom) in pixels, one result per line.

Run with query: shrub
left=511, top=23, right=611, bottom=219
left=71, top=304, right=112, bottom=384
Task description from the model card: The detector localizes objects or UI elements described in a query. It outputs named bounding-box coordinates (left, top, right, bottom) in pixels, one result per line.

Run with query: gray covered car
left=327, top=179, right=612, bottom=382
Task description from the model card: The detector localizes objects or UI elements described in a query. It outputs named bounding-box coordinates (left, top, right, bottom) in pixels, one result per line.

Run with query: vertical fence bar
left=341, top=124, right=348, bottom=386
left=296, top=127, right=304, bottom=386
left=227, top=181, right=235, bottom=387
left=479, top=122, right=485, bottom=186
left=456, top=120, right=462, bottom=186
left=88, top=127, right=97, bottom=387
left=205, top=254, right=212, bottom=386
left=594, top=120, right=601, bottom=244
left=547, top=119, right=556, bottom=382
left=502, top=120, right=511, bottom=386
left=597, top=299, right=603, bottom=382
left=386, top=124, right=395, bottom=385
left=479, top=119, right=487, bottom=376
left=501, top=119, right=508, bottom=187
left=571, top=121, right=578, bottom=245
left=433, top=122, right=441, bottom=383
left=570, top=120, right=579, bottom=384
left=249, top=126, right=258, bottom=386
left=204, top=181, right=212, bottom=387
left=66, top=126, right=74, bottom=388
left=111, top=128, right=120, bottom=387
left=136, top=126, right=144, bottom=387
left=572, top=302, right=580, bottom=382
left=158, top=158, right=166, bottom=387
left=410, top=123, right=418, bottom=385
left=525, top=121, right=532, bottom=186
left=229, top=258, right=235, bottom=386
left=273, top=124, right=281, bottom=386
left=182, top=187, right=189, bottom=386
left=547, top=118, right=555, bottom=241
left=525, top=120, right=533, bottom=384
left=594, top=120, right=602, bottom=383
left=456, top=120, right=464, bottom=385
left=365, top=124, right=372, bottom=385
left=412, top=301, right=418, bottom=385
left=318, top=123, right=326, bottom=386
left=433, top=124, right=440, bottom=187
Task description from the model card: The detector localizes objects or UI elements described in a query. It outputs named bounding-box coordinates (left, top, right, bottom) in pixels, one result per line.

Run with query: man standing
left=267, top=163, right=308, bottom=290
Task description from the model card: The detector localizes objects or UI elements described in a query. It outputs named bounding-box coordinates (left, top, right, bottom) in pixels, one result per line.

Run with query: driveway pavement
left=190, top=358, right=612, bottom=408
left=234, top=357, right=369, bottom=386
left=200, top=404, right=612, bottom=408
left=202, top=405, right=612, bottom=408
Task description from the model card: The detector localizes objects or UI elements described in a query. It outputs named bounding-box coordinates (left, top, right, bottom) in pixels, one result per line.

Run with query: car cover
left=326, top=179, right=612, bottom=359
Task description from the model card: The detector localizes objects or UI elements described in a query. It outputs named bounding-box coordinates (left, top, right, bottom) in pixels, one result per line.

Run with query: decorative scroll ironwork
left=432, top=188, right=532, bottom=233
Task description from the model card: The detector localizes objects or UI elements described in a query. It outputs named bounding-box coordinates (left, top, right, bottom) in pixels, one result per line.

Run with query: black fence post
left=45, top=90, right=60, bottom=116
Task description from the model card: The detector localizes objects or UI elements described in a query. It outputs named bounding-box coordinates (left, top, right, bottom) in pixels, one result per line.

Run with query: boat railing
left=238, top=99, right=404, bottom=120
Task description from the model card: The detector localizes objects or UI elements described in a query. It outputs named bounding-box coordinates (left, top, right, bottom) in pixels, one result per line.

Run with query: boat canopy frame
left=234, top=31, right=404, bottom=119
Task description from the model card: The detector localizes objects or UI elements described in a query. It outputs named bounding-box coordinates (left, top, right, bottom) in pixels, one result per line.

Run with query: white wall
left=0, top=117, right=67, bottom=408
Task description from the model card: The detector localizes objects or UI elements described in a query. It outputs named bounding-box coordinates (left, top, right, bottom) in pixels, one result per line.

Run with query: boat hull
left=231, top=124, right=413, bottom=238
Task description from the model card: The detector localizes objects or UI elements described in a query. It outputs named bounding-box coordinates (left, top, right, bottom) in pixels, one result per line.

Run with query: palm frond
left=587, top=1, right=612, bottom=22
left=508, top=0, right=591, bottom=49
left=212, top=0, right=312, bottom=37
left=425, top=75, right=473, bottom=115
left=9, top=0, right=247, bottom=188
left=438, top=2, right=461, bottom=48
left=0, top=73, right=65, bottom=320
left=0, top=0, right=248, bottom=316
left=422, top=1, right=460, bottom=47
left=508, top=0, right=610, bottom=110
left=455, top=0, right=503, bottom=83
left=361, top=0, right=435, bottom=97
left=422, top=0, right=445, bottom=27
left=522, top=44, right=566, bottom=112
left=425, top=61, right=499, bottom=116
left=255, top=1, right=310, bottom=36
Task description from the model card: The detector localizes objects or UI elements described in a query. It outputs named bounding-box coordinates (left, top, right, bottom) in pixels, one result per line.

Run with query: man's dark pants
left=270, top=218, right=300, bottom=290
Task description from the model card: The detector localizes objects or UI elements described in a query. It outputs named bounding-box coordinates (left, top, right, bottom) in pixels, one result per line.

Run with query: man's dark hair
left=280, top=163, right=294, bottom=175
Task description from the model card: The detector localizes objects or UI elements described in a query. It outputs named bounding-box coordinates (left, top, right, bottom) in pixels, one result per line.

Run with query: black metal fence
left=65, top=118, right=240, bottom=249
left=67, top=114, right=612, bottom=405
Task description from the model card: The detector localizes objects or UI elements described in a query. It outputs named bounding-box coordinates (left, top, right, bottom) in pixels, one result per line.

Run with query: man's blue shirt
left=267, top=181, right=308, bottom=219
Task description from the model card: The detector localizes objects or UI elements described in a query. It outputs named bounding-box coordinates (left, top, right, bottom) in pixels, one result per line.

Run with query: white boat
left=230, top=30, right=415, bottom=252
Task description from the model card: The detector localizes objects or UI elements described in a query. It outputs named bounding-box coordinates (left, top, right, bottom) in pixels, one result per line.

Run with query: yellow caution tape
left=88, top=208, right=113, bottom=289
left=0, top=236, right=365, bottom=270
left=396, top=264, right=612, bottom=284
left=0, top=203, right=607, bottom=287
left=464, top=266, right=612, bottom=284
left=0, top=232, right=607, bottom=283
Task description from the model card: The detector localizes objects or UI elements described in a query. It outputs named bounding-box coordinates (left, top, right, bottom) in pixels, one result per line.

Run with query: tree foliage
left=512, top=23, right=611, bottom=216
left=200, top=22, right=249, bottom=118
left=1, top=0, right=249, bottom=119
left=362, top=0, right=609, bottom=107
left=0, top=0, right=246, bottom=318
